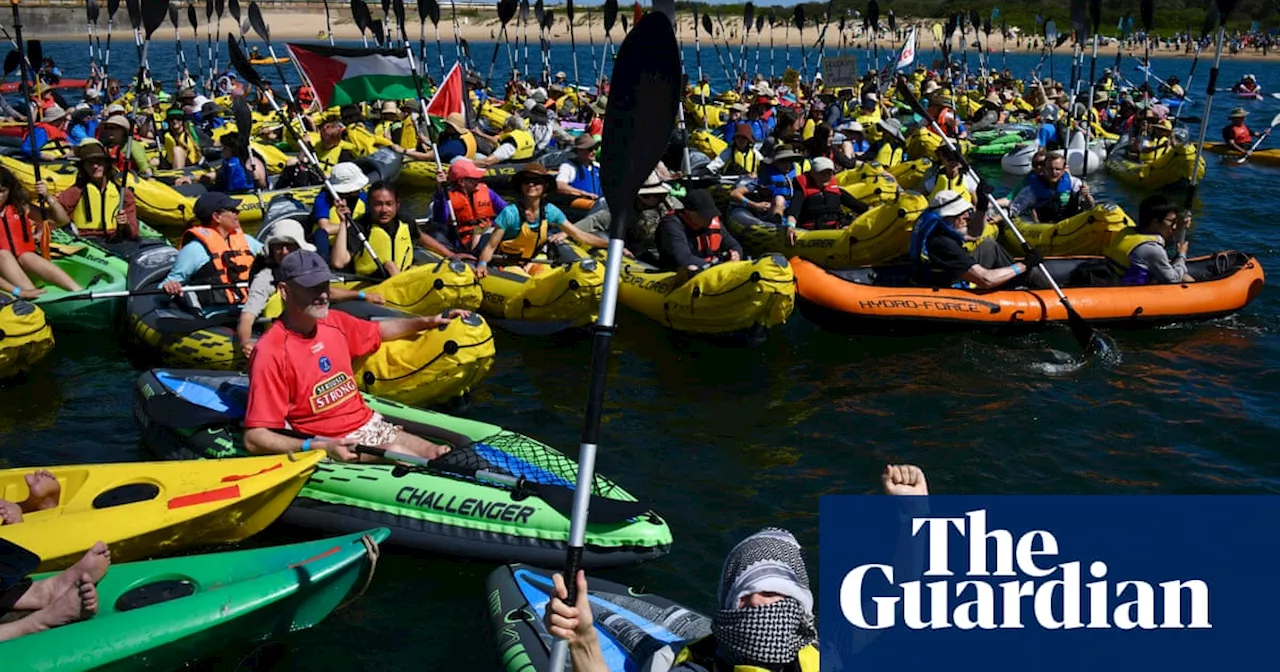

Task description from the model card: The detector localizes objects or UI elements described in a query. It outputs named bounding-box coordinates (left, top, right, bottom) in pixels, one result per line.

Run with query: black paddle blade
left=187, top=3, right=198, bottom=30
left=600, top=12, right=680, bottom=240
left=498, top=0, right=516, bottom=25
left=793, top=4, right=804, bottom=31
left=392, top=0, right=407, bottom=36
left=215, top=0, right=224, bottom=18
left=1071, top=0, right=1087, bottom=42
left=2, top=51, right=19, bottom=77
left=541, top=9, right=552, bottom=31
left=229, top=0, right=240, bottom=23
left=168, top=3, right=178, bottom=27
left=126, top=0, right=141, bottom=29
left=519, top=0, right=529, bottom=25
left=743, top=1, right=753, bottom=29
left=983, top=17, right=991, bottom=36
left=205, top=0, right=213, bottom=20
left=1089, top=0, right=1101, bottom=33
left=889, top=10, right=897, bottom=33
left=603, top=0, right=616, bottom=32
left=1201, top=3, right=1220, bottom=38
left=755, top=14, right=764, bottom=32
left=620, top=14, right=627, bottom=32
left=231, top=97, right=252, bottom=159
left=968, top=7, right=979, bottom=34
left=1055, top=32, right=1071, bottom=48
left=88, top=0, right=101, bottom=24
left=1140, top=0, right=1153, bottom=31
left=109, top=0, right=121, bottom=19
left=227, top=33, right=264, bottom=87
left=142, top=0, right=167, bottom=37
left=381, top=0, right=391, bottom=19
left=370, top=18, right=385, bottom=44
left=26, top=40, right=42, bottom=69
left=459, top=36, right=470, bottom=58
left=1217, top=0, right=1238, bottom=26
left=564, top=0, right=573, bottom=22
left=1066, top=304, right=1105, bottom=356
left=869, top=1, right=880, bottom=30
left=701, top=12, right=712, bottom=35
left=351, top=0, right=370, bottom=33
left=534, top=0, right=544, bottom=26
left=423, top=0, right=440, bottom=26
left=247, top=1, right=268, bottom=40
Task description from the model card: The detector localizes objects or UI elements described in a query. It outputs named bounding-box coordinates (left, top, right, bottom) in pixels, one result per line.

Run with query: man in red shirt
left=243, top=250, right=463, bottom=461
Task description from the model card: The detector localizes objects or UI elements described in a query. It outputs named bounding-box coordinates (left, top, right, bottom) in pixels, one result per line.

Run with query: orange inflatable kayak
left=793, top=252, right=1265, bottom=333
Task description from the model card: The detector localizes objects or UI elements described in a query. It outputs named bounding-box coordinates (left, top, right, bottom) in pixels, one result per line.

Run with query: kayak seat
left=116, top=579, right=196, bottom=612
left=171, top=182, right=209, bottom=199
left=92, top=483, right=161, bottom=509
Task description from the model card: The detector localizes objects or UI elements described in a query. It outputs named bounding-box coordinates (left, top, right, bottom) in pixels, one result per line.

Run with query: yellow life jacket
left=498, top=128, right=536, bottom=161
left=70, top=181, right=123, bottom=234
left=1104, top=227, right=1164, bottom=272
left=459, top=130, right=478, bottom=159
left=728, top=147, right=760, bottom=175
left=354, top=219, right=414, bottom=276
left=375, top=119, right=417, bottom=149
left=928, top=170, right=974, bottom=203
left=801, top=119, right=816, bottom=141
left=872, top=141, right=903, bottom=168
left=498, top=205, right=548, bottom=260
left=693, top=83, right=710, bottom=97
left=670, top=640, right=819, bottom=672
left=1139, top=138, right=1171, bottom=162
left=344, top=124, right=392, bottom=155
left=856, top=107, right=884, bottom=142
left=326, top=194, right=367, bottom=232
left=162, top=127, right=202, bottom=167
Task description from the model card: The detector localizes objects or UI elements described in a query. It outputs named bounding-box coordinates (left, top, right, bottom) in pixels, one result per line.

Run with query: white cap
left=928, top=190, right=975, bottom=218
left=192, top=95, right=211, bottom=110
left=845, top=121, right=864, bottom=133
left=810, top=157, right=835, bottom=173
left=329, top=162, right=369, bottom=194
left=263, top=219, right=317, bottom=252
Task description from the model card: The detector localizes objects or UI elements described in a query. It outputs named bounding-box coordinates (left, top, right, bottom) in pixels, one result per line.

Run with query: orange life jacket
left=448, top=186, right=498, bottom=248
left=1228, top=124, right=1253, bottom=146
left=681, top=212, right=724, bottom=262
left=0, top=204, right=33, bottom=255
left=179, top=225, right=255, bottom=304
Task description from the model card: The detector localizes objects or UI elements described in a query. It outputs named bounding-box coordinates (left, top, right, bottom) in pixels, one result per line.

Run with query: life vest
left=325, top=193, right=368, bottom=232
left=179, top=225, right=255, bottom=304
left=0, top=204, right=33, bottom=255
left=20, top=122, right=67, bottom=158
left=856, top=108, right=883, bottom=141
left=910, top=209, right=972, bottom=288
left=932, top=107, right=961, bottom=137
left=217, top=156, right=255, bottom=193
left=448, top=186, right=498, bottom=248
left=162, top=126, right=201, bottom=168
left=1024, top=173, right=1078, bottom=222
left=498, top=204, right=550, bottom=260
left=725, top=146, right=760, bottom=176
left=670, top=637, right=819, bottom=672
left=680, top=211, right=725, bottom=262
left=105, top=144, right=134, bottom=174
left=458, top=130, right=478, bottom=159
left=747, top=118, right=768, bottom=142
left=71, top=181, right=123, bottom=235
left=794, top=173, right=847, bottom=230
left=1227, top=123, right=1252, bottom=146
left=353, top=219, right=414, bottom=277
left=870, top=140, right=904, bottom=167
left=498, top=128, right=536, bottom=161
left=1104, top=227, right=1166, bottom=285
left=758, top=164, right=797, bottom=208
left=927, top=170, right=974, bottom=203
left=568, top=159, right=602, bottom=195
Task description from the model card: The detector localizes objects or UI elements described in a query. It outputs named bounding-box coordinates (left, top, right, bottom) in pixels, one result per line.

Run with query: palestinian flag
left=286, top=43, right=418, bottom=108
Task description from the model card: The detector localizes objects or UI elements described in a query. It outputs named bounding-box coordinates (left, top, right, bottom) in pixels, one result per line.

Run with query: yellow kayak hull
left=614, top=254, right=795, bottom=334
left=1003, top=204, right=1136, bottom=257
left=0, top=453, right=324, bottom=571
left=1106, top=144, right=1207, bottom=189
left=479, top=254, right=605, bottom=327
left=0, top=298, right=54, bottom=381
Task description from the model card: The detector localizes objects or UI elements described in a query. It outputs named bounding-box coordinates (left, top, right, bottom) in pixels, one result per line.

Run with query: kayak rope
left=337, top=533, right=382, bottom=612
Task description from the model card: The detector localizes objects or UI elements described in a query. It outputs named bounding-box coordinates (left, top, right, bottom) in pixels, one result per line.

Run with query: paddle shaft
left=1181, top=22, right=1227, bottom=245
left=41, top=282, right=249, bottom=304
left=7, top=1, right=51, bottom=247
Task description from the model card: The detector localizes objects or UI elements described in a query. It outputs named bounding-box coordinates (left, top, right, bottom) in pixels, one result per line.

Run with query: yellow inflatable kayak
left=684, top=98, right=728, bottom=128
left=0, top=296, right=54, bottom=381
left=689, top=128, right=728, bottom=158
left=886, top=158, right=931, bottom=192
left=1003, top=204, right=1135, bottom=256
left=611, top=254, right=795, bottom=335
left=479, top=248, right=605, bottom=330
left=905, top=127, right=973, bottom=160
left=332, top=255, right=484, bottom=316
left=0, top=452, right=324, bottom=571
left=835, top=163, right=904, bottom=207
left=1105, top=144, right=1206, bottom=190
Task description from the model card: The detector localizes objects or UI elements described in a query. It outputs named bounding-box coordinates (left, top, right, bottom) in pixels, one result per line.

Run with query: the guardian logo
left=840, top=509, right=1211, bottom=631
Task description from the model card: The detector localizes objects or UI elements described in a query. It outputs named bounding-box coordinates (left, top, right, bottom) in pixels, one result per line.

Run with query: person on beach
left=242, top=249, right=460, bottom=462
left=543, top=465, right=930, bottom=672
left=1106, top=194, right=1194, bottom=285
left=474, top=164, right=606, bottom=278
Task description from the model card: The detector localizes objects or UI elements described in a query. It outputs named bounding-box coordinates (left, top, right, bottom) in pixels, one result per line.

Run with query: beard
left=303, top=299, right=330, bottom=320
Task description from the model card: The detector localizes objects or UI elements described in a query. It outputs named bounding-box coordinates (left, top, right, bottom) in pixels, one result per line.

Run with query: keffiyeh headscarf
left=712, top=528, right=817, bottom=666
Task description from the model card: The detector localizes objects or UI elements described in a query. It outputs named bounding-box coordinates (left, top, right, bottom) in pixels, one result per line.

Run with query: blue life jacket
left=568, top=160, right=602, bottom=196
left=216, top=156, right=255, bottom=193
left=910, top=210, right=971, bottom=288
left=1024, top=172, right=1077, bottom=222
left=850, top=138, right=872, bottom=154
left=1036, top=123, right=1060, bottom=148
left=748, top=118, right=768, bottom=142
left=721, top=121, right=737, bottom=144
left=758, top=163, right=797, bottom=208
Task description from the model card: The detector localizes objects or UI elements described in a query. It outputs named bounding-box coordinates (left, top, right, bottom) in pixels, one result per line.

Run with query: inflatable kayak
left=793, top=251, right=1265, bottom=334
left=0, top=78, right=88, bottom=93
left=32, top=227, right=168, bottom=331
left=487, top=563, right=712, bottom=672
left=886, top=157, right=931, bottom=191
left=125, top=245, right=494, bottom=407
left=1105, top=144, right=1206, bottom=190
left=1065, top=129, right=1106, bottom=176
left=905, top=127, right=973, bottom=161
left=479, top=245, right=605, bottom=332
left=0, top=452, right=324, bottom=571
left=0, top=296, right=54, bottom=380
left=1232, top=89, right=1263, bottom=100
left=608, top=253, right=795, bottom=336
left=834, top=162, right=902, bottom=207
left=133, top=369, right=674, bottom=567
left=0, top=529, right=387, bottom=672
left=397, top=157, right=521, bottom=192
left=970, top=139, right=1027, bottom=161
left=1004, top=204, right=1135, bottom=257
left=1002, top=142, right=1038, bottom=176
left=1205, top=142, right=1280, bottom=167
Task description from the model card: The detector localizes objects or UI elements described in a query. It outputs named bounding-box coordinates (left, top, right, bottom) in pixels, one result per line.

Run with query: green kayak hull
left=0, top=528, right=388, bottom=671
left=35, top=224, right=169, bottom=331
left=133, top=369, right=674, bottom=568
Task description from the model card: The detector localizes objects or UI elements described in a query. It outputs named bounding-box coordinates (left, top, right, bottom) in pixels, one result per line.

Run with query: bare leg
left=0, top=574, right=98, bottom=642
left=0, top=249, right=32, bottom=290
left=383, top=431, right=451, bottom=461
left=21, top=470, right=61, bottom=512
left=11, top=542, right=111, bottom=611
left=18, top=253, right=81, bottom=292
left=172, top=145, right=188, bottom=170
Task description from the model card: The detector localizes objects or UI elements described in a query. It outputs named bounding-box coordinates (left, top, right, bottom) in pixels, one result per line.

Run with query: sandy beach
left=20, top=4, right=1280, bottom=63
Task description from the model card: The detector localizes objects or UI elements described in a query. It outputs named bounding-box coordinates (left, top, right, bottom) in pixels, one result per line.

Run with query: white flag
left=896, top=27, right=917, bottom=71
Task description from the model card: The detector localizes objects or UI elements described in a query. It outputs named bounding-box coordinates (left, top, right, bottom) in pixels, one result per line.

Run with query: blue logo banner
left=819, top=496, right=1280, bottom=671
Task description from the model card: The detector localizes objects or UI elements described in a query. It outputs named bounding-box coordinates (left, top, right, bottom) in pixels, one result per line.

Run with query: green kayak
left=970, top=140, right=1029, bottom=161
left=133, top=369, right=674, bottom=568
left=35, top=225, right=169, bottom=331
left=0, top=528, right=388, bottom=671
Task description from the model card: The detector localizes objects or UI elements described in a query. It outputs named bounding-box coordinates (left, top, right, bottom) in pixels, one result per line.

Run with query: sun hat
left=103, top=116, right=132, bottom=131
left=929, top=189, right=975, bottom=218
left=264, top=219, right=317, bottom=252
left=733, top=122, right=754, bottom=140
left=573, top=134, right=599, bottom=151
left=72, top=140, right=109, bottom=162
left=277, top=250, right=331, bottom=288
left=637, top=170, right=671, bottom=196
left=511, top=162, right=557, bottom=189
left=447, top=158, right=486, bottom=181
left=1228, top=107, right=1248, bottom=118
left=443, top=112, right=468, bottom=134
left=42, top=106, right=67, bottom=123
left=329, top=162, right=369, bottom=194
left=770, top=145, right=805, bottom=163
left=380, top=100, right=400, bottom=115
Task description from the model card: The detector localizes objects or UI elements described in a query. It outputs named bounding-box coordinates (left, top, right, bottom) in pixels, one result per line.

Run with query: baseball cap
left=193, top=192, right=240, bottom=223
left=683, top=189, right=720, bottom=221
left=277, top=250, right=331, bottom=288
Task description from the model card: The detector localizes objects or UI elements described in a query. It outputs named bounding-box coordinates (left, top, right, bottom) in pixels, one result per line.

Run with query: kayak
left=1065, top=129, right=1106, bottom=176
left=1002, top=142, right=1038, bottom=175
left=793, top=252, right=1266, bottom=334
left=1106, top=144, right=1206, bottom=190
left=478, top=245, right=605, bottom=332
left=887, top=157, right=931, bottom=191
left=249, top=56, right=291, bottom=65
left=0, top=296, right=54, bottom=380
left=0, top=78, right=88, bottom=94
left=605, top=252, right=795, bottom=336
left=125, top=245, right=495, bottom=407
left=397, top=157, right=521, bottom=192
left=904, top=126, right=974, bottom=161
left=32, top=227, right=169, bottom=331
left=0, top=528, right=387, bottom=672
left=1205, top=142, right=1280, bottom=168
left=487, top=564, right=711, bottom=672
left=1160, top=97, right=1187, bottom=110
left=0, top=452, right=324, bottom=571
left=1232, top=89, right=1263, bottom=100
left=133, top=369, right=675, bottom=567
left=834, top=162, right=902, bottom=207
left=1005, top=204, right=1135, bottom=257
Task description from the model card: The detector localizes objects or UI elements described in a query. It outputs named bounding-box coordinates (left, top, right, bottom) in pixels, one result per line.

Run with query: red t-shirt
left=245, top=310, right=382, bottom=438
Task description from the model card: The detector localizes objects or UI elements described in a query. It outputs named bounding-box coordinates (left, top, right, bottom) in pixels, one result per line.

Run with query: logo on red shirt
left=309, top=372, right=359, bottom=414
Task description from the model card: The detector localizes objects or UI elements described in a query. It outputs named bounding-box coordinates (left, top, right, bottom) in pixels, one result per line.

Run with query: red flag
left=426, top=62, right=464, bottom=118
left=633, top=1, right=642, bottom=26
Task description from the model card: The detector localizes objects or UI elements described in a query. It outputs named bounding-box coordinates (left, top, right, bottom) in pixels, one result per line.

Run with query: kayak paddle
left=1181, top=0, right=1239, bottom=252
left=1236, top=111, right=1280, bottom=164
left=38, top=282, right=249, bottom=304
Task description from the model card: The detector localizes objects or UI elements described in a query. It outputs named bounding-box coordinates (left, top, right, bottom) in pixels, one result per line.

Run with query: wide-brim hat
left=527, top=105, right=549, bottom=121
left=103, top=115, right=132, bottom=131
left=73, top=139, right=109, bottom=163
left=878, top=118, right=905, bottom=142
left=511, top=162, right=557, bottom=189
left=929, top=189, right=974, bottom=218
left=329, top=162, right=370, bottom=194
left=573, top=134, right=599, bottom=151
left=769, top=146, right=804, bottom=163
left=444, top=112, right=468, bottom=134
left=380, top=100, right=400, bottom=115
left=264, top=219, right=317, bottom=252
left=1229, top=107, right=1249, bottom=118
left=42, top=106, right=67, bottom=123
left=637, top=170, right=670, bottom=195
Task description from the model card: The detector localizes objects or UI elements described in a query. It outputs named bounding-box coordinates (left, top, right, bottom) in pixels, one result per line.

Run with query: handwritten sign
left=823, top=56, right=860, bottom=87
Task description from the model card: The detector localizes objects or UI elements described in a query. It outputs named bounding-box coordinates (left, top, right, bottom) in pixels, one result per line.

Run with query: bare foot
left=21, top=469, right=61, bottom=512
left=15, top=542, right=110, bottom=611
left=33, top=575, right=98, bottom=631
left=0, top=500, right=22, bottom=525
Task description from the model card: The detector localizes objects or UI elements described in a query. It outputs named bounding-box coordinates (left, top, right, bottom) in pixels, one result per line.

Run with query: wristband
left=10, top=287, right=20, bottom=298
left=357, top=291, right=367, bottom=301
left=1011, top=264, right=1024, bottom=277
left=476, top=260, right=488, bottom=268
left=301, top=438, right=313, bottom=452
left=785, top=220, right=796, bottom=229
